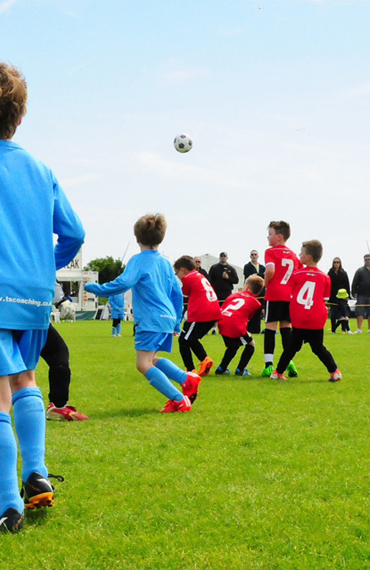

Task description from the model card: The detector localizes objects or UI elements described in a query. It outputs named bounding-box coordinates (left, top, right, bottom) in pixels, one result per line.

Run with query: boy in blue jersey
left=85, top=214, right=201, bottom=413
left=0, top=63, right=85, bottom=533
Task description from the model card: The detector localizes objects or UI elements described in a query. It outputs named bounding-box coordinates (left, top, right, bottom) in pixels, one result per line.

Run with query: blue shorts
left=134, top=331, right=173, bottom=353
left=0, top=329, right=48, bottom=376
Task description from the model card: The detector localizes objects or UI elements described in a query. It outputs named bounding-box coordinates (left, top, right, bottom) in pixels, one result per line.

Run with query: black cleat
left=21, top=472, right=54, bottom=509
left=0, top=508, right=24, bottom=533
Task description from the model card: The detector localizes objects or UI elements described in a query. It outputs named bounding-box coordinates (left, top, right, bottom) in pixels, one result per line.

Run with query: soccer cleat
left=0, top=508, right=24, bottom=533
left=287, top=361, right=298, bottom=378
left=354, top=329, right=362, bottom=334
left=261, top=365, right=274, bottom=377
left=198, top=356, right=214, bottom=377
left=235, top=368, right=252, bottom=377
left=215, top=366, right=230, bottom=375
left=328, top=369, right=342, bottom=383
left=182, top=372, right=201, bottom=404
left=270, top=370, right=287, bottom=381
left=22, top=472, right=55, bottom=509
left=46, top=403, right=89, bottom=421
left=160, top=396, right=192, bottom=413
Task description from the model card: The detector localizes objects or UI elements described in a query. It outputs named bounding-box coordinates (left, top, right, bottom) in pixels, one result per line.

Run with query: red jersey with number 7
left=218, top=291, right=262, bottom=338
left=182, top=270, right=222, bottom=322
left=289, top=267, right=330, bottom=329
left=265, top=245, right=302, bottom=302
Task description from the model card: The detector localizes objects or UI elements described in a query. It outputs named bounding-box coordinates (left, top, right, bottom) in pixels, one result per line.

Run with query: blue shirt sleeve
left=84, top=257, right=140, bottom=297
left=53, top=175, right=86, bottom=270
left=170, top=276, right=183, bottom=333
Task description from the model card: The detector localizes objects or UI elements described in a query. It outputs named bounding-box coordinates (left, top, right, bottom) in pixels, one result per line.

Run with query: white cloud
left=0, top=0, right=18, bottom=14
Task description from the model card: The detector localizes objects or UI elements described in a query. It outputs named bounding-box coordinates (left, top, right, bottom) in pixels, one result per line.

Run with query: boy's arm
left=85, top=259, right=139, bottom=297
left=53, top=178, right=86, bottom=270
left=264, top=263, right=275, bottom=287
left=170, top=277, right=184, bottom=333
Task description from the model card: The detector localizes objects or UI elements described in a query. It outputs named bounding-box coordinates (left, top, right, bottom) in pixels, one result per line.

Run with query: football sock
left=264, top=329, right=276, bottom=366
left=145, top=367, right=183, bottom=402
left=0, top=413, right=24, bottom=514
left=111, top=327, right=117, bottom=336
left=280, top=327, right=292, bottom=350
left=155, top=358, right=187, bottom=385
left=116, top=323, right=122, bottom=335
left=12, top=387, right=48, bottom=481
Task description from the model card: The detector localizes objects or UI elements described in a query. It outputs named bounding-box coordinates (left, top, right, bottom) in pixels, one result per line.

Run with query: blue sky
left=1, top=0, right=370, bottom=281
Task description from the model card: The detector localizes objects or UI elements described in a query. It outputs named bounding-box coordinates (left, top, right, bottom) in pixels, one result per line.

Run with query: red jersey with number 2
left=265, top=245, right=302, bottom=302
left=182, top=270, right=222, bottom=322
left=218, top=291, right=261, bottom=338
left=289, top=267, right=330, bottom=329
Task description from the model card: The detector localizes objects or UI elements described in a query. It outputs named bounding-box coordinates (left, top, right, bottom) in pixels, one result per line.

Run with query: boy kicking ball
left=84, top=214, right=201, bottom=413
left=271, top=240, right=342, bottom=382
left=215, top=276, right=264, bottom=376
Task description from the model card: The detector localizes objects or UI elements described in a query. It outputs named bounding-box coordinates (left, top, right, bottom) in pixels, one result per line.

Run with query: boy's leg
left=11, top=371, right=48, bottom=482
left=137, top=351, right=184, bottom=402
left=179, top=322, right=196, bottom=370
left=41, top=325, right=70, bottom=408
left=308, top=330, right=338, bottom=373
left=237, top=340, right=255, bottom=372
left=0, top=378, right=24, bottom=522
left=116, top=322, right=122, bottom=336
left=262, top=325, right=277, bottom=373
left=275, top=329, right=304, bottom=374
left=155, top=358, right=187, bottom=385
left=218, top=337, right=240, bottom=371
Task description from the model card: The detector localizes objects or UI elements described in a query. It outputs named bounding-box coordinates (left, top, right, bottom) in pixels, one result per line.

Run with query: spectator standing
left=194, top=257, right=209, bottom=280
left=209, top=252, right=239, bottom=305
left=352, top=254, right=370, bottom=333
left=243, top=250, right=266, bottom=334
left=109, top=293, right=125, bottom=337
left=327, top=258, right=350, bottom=333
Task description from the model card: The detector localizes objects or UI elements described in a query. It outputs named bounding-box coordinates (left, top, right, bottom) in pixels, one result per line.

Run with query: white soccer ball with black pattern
left=173, top=133, right=193, bottom=153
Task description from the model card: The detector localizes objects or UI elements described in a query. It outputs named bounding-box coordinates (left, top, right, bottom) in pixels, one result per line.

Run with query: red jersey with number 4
left=182, top=270, right=222, bottom=322
left=218, top=291, right=262, bottom=338
left=265, top=245, right=302, bottom=302
left=289, top=267, right=330, bottom=329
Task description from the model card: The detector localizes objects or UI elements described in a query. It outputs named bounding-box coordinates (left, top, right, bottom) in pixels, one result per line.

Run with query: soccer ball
left=174, top=133, right=193, bottom=153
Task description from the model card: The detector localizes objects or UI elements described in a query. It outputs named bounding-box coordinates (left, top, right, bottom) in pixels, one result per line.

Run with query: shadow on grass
left=25, top=507, right=51, bottom=528
left=93, top=407, right=160, bottom=419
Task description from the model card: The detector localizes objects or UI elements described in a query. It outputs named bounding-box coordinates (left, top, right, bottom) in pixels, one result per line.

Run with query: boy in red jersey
left=261, top=221, right=302, bottom=378
left=215, top=275, right=264, bottom=376
left=271, top=240, right=342, bottom=382
left=174, top=256, right=222, bottom=376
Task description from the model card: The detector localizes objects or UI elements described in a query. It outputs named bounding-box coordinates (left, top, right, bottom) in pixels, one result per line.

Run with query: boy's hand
left=173, top=332, right=180, bottom=337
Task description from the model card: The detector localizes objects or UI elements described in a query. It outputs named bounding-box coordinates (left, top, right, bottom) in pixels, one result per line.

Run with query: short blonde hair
left=245, top=275, right=264, bottom=296
left=134, top=213, right=167, bottom=246
left=0, top=62, right=27, bottom=140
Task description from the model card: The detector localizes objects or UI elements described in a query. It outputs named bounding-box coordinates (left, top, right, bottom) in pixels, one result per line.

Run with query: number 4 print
left=297, top=281, right=316, bottom=310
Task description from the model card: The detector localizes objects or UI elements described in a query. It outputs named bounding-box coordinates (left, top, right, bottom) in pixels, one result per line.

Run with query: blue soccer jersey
left=109, top=294, right=125, bottom=319
left=85, top=250, right=183, bottom=333
left=0, top=140, right=85, bottom=330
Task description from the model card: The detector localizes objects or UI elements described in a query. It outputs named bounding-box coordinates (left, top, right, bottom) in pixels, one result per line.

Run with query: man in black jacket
left=352, top=254, right=370, bottom=333
left=209, top=252, right=239, bottom=306
left=194, top=257, right=210, bottom=280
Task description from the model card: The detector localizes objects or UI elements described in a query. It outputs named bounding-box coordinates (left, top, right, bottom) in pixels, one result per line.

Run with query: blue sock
left=0, top=412, right=24, bottom=514
left=111, top=327, right=116, bottom=336
left=155, top=358, right=187, bottom=385
left=12, top=387, right=48, bottom=482
left=116, top=323, right=121, bottom=335
left=145, top=367, right=183, bottom=402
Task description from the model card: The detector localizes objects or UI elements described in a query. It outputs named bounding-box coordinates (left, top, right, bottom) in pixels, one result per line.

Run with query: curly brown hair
left=0, top=62, right=27, bottom=140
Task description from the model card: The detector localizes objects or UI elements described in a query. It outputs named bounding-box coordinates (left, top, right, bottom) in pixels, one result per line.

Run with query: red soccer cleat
left=46, top=403, right=89, bottom=421
left=198, top=356, right=214, bottom=377
left=270, top=370, right=287, bottom=381
left=329, top=369, right=342, bottom=382
left=182, top=372, right=202, bottom=404
left=160, top=396, right=192, bottom=413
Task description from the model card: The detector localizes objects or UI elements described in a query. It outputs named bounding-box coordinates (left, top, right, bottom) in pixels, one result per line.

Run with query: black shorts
left=265, top=300, right=291, bottom=323
left=181, top=320, right=215, bottom=342
left=222, top=333, right=253, bottom=349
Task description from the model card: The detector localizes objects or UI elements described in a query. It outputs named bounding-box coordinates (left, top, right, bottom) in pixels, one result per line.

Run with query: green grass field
left=1, top=320, right=370, bottom=569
